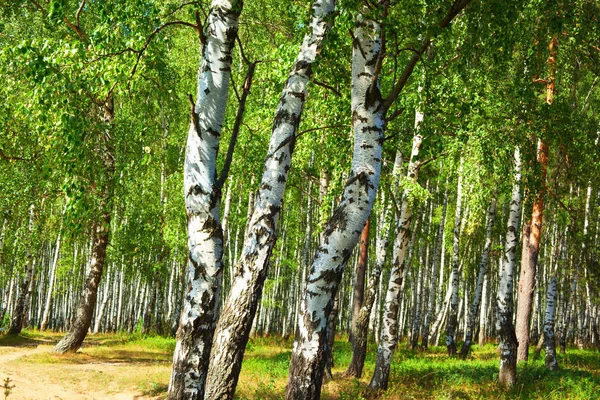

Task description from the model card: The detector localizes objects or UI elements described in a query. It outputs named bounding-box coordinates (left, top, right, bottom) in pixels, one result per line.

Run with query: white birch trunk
left=204, top=2, right=336, bottom=398
left=41, top=232, right=62, bottom=331
left=369, top=133, right=423, bottom=390
left=286, top=13, right=383, bottom=398
left=446, top=159, right=464, bottom=355
left=497, top=147, right=521, bottom=387
left=168, top=1, right=242, bottom=398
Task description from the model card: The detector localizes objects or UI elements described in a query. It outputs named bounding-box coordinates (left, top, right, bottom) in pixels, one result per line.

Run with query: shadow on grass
left=0, top=333, right=54, bottom=348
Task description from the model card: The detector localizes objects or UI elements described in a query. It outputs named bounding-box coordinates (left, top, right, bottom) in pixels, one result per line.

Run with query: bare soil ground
left=0, top=333, right=167, bottom=400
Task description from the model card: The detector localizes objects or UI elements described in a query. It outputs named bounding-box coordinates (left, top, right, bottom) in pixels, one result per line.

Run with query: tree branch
left=217, top=62, right=257, bottom=189
left=382, top=0, right=471, bottom=111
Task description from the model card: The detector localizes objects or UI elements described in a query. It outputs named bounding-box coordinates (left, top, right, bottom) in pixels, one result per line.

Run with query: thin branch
left=383, top=0, right=471, bottom=111
left=29, top=0, right=46, bottom=13
left=0, top=149, right=37, bottom=162
left=312, top=80, right=342, bottom=97
left=384, top=106, right=406, bottom=122
left=129, top=20, right=201, bottom=82
left=75, top=0, right=86, bottom=27
left=217, top=62, right=257, bottom=188
left=419, top=151, right=448, bottom=168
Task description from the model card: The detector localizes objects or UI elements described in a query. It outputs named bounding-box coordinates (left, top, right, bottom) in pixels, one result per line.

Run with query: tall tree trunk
left=8, top=205, right=35, bottom=335
left=497, top=147, right=522, bottom=388
left=422, top=189, right=448, bottom=349
left=345, top=151, right=402, bottom=378
left=369, top=133, right=423, bottom=391
left=54, top=201, right=112, bottom=352
left=167, top=1, right=242, bottom=398
left=204, top=2, right=336, bottom=398
left=41, top=231, right=62, bottom=331
left=516, top=36, right=556, bottom=362
left=543, top=276, right=558, bottom=370
left=446, top=160, right=464, bottom=356
left=460, top=194, right=497, bottom=358
left=54, top=98, right=115, bottom=353
left=285, top=11, right=383, bottom=399
left=351, top=219, right=369, bottom=340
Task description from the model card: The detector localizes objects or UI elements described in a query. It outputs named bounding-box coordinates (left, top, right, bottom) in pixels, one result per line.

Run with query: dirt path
left=0, top=345, right=157, bottom=400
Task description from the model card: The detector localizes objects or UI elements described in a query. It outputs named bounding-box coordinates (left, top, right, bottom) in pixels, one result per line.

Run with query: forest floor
left=0, top=331, right=599, bottom=399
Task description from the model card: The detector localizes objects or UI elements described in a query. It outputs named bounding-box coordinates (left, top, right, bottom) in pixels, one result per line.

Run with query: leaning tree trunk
left=460, top=194, right=496, bottom=358
left=203, top=2, right=336, bottom=399
left=497, top=147, right=522, bottom=388
left=8, top=205, right=35, bottom=335
left=167, top=1, right=242, bottom=398
left=345, top=151, right=402, bottom=378
left=285, top=14, right=383, bottom=399
left=369, top=133, right=423, bottom=391
left=54, top=99, right=115, bottom=353
left=543, top=276, right=558, bottom=370
left=446, top=160, right=464, bottom=356
left=54, top=203, right=112, bottom=352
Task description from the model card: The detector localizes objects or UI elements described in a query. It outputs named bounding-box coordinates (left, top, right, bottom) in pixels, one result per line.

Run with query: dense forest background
left=1, top=0, right=600, bottom=399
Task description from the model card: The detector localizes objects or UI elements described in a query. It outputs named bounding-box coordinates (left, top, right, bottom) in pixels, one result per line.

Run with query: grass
left=1, top=331, right=599, bottom=399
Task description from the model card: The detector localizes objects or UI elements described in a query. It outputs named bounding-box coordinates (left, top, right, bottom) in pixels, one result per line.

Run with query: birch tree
left=286, top=9, right=384, bottom=398
left=497, top=147, right=522, bottom=388
left=168, top=1, right=242, bottom=397
left=203, top=1, right=336, bottom=398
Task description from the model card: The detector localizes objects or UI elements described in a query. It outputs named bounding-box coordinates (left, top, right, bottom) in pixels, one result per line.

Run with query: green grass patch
left=1, top=331, right=599, bottom=399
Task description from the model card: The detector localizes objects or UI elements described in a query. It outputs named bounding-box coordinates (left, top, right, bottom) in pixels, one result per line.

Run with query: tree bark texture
left=497, top=147, right=521, bottom=388
left=8, top=205, right=35, bottom=335
left=345, top=151, right=402, bottom=378
left=516, top=139, right=549, bottom=362
left=168, top=1, right=242, bottom=398
left=369, top=134, right=423, bottom=391
left=286, top=12, right=382, bottom=399
left=543, top=276, right=558, bottom=370
left=53, top=208, right=111, bottom=352
left=446, top=160, right=464, bottom=356
left=204, top=2, right=336, bottom=398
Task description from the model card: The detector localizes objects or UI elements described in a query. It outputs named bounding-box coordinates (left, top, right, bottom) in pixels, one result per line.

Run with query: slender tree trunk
left=8, top=205, right=35, bottom=335
left=543, top=276, right=558, bottom=370
left=41, top=232, right=62, bottom=331
left=204, top=3, right=336, bottom=398
left=369, top=132, right=423, bottom=391
left=497, top=147, right=522, bottom=388
left=54, top=97, right=115, bottom=353
left=285, top=11, right=383, bottom=399
left=460, top=195, right=497, bottom=358
left=446, top=160, right=464, bottom=356
left=516, top=36, right=556, bottom=362
left=323, top=292, right=339, bottom=383
left=345, top=152, right=402, bottom=378
left=54, top=204, right=112, bottom=352
left=422, top=189, right=448, bottom=349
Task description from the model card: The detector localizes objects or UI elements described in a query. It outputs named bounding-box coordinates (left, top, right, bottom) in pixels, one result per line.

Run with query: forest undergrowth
left=0, top=330, right=598, bottom=399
